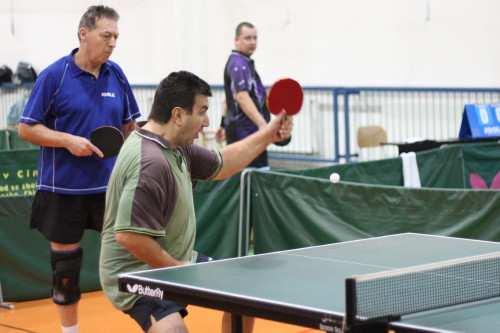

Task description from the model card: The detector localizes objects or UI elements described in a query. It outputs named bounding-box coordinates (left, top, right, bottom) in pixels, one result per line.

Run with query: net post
left=344, top=277, right=356, bottom=332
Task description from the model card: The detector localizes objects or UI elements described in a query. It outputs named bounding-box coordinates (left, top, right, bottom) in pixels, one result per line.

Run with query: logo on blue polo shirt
left=101, top=92, right=116, bottom=98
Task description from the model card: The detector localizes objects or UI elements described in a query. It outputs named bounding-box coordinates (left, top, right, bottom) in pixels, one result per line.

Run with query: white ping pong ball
left=329, top=173, right=340, bottom=183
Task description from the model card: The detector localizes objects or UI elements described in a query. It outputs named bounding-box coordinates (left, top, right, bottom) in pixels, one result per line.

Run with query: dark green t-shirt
left=99, top=128, right=222, bottom=310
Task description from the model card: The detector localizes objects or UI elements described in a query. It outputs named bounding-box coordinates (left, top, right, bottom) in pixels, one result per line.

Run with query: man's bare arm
left=18, top=123, right=103, bottom=158
left=214, top=112, right=292, bottom=180
left=115, top=232, right=184, bottom=268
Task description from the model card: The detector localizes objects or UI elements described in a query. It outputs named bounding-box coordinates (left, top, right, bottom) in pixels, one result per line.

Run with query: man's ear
left=171, top=107, right=185, bottom=125
left=78, top=27, right=87, bottom=41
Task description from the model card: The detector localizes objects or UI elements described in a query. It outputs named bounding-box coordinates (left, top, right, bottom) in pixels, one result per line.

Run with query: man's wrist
left=257, top=120, right=267, bottom=128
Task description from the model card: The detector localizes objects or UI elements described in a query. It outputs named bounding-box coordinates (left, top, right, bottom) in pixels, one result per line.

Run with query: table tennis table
left=118, top=233, right=500, bottom=332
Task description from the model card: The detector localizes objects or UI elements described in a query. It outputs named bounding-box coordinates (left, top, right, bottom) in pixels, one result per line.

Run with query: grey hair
left=77, top=5, right=119, bottom=40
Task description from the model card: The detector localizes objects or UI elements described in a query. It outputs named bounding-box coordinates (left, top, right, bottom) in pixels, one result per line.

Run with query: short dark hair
left=149, top=71, right=212, bottom=124
left=235, top=22, right=255, bottom=38
left=78, top=5, right=119, bottom=39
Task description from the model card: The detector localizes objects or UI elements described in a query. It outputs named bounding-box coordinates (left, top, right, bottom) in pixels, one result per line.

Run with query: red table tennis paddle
left=90, top=126, right=124, bottom=158
left=267, top=78, right=303, bottom=116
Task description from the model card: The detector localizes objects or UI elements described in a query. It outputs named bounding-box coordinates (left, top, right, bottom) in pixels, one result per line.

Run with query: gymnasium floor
left=0, top=291, right=320, bottom=333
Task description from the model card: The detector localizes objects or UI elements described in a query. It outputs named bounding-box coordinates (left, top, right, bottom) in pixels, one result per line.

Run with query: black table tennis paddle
left=90, top=126, right=124, bottom=158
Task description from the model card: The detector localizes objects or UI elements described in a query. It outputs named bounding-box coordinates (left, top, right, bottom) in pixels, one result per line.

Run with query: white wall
left=2, top=0, right=500, bottom=87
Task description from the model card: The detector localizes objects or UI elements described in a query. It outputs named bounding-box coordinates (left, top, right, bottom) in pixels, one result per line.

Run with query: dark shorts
left=30, top=191, right=105, bottom=244
left=195, top=253, right=214, bottom=263
left=125, top=253, right=214, bottom=332
left=124, top=297, right=188, bottom=332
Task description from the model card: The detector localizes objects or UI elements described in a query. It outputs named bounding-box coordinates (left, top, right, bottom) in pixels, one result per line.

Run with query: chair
left=357, top=125, right=387, bottom=148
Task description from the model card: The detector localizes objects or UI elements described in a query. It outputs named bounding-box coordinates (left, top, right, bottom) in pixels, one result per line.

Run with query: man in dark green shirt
left=100, top=70, right=292, bottom=332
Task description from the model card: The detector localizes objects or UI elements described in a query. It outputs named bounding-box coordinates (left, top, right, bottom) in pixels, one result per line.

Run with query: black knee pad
left=50, top=248, right=83, bottom=305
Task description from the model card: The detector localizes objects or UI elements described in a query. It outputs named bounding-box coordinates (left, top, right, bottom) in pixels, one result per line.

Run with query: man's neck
left=233, top=49, right=251, bottom=58
left=74, top=48, right=102, bottom=78
left=142, top=121, right=180, bottom=149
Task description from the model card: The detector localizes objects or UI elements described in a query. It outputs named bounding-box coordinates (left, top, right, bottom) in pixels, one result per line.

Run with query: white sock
left=61, top=324, right=78, bottom=333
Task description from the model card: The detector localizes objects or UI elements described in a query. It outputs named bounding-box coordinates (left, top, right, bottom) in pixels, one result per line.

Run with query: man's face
left=80, top=17, right=119, bottom=65
left=235, top=26, right=257, bottom=56
left=178, top=94, right=210, bottom=146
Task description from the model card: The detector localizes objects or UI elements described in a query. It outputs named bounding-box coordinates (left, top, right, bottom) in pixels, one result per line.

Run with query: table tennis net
left=345, top=251, right=500, bottom=321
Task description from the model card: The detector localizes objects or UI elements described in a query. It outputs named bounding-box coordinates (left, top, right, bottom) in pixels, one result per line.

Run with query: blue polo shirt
left=223, top=50, right=269, bottom=132
left=20, top=49, right=141, bottom=195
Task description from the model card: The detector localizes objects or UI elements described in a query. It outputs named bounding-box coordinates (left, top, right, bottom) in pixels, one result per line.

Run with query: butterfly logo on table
left=125, top=283, right=164, bottom=298
left=469, top=171, right=500, bottom=189
left=126, top=284, right=139, bottom=293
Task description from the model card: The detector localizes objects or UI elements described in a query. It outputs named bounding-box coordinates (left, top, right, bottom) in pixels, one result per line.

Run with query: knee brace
left=50, top=248, right=83, bottom=305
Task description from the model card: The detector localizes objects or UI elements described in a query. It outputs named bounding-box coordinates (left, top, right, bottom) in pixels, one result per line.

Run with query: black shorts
left=30, top=191, right=105, bottom=244
left=125, top=297, right=188, bottom=332
left=124, top=253, right=214, bottom=332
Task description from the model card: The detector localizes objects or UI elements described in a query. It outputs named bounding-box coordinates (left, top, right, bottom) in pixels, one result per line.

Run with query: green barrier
left=0, top=149, right=38, bottom=197
left=1, top=142, right=497, bottom=198
left=7, top=129, right=37, bottom=150
left=415, top=142, right=500, bottom=189
left=0, top=130, right=8, bottom=150
left=288, top=155, right=403, bottom=186
left=0, top=129, right=37, bottom=152
left=2, top=142, right=498, bottom=300
left=252, top=170, right=500, bottom=254
left=285, top=142, right=500, bottom=189
left=193, top=176, right=241, bottom=259
left=461, top=143, right=500, bottom=187
left=0, top=196, right=101, bottom=302
left=416, top=144, right=465, bottom=188
left=0, top=174, right=242, bottom=301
